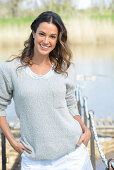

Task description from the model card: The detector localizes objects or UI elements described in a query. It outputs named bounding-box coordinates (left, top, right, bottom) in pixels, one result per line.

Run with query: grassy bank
left=0, top=18, right=33, bottom=27
left=0, top=11, right=114, bottom=26
left=0, top=17, right=114, bottom=46
left=90, top=14, right=114, bottom=21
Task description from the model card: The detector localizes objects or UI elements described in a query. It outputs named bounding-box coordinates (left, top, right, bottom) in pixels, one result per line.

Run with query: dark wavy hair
left=7, top=11, right=73, bottom=76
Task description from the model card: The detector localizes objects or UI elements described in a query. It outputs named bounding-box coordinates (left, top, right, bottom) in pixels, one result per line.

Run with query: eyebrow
left=38, top=31, right=57, bottom=36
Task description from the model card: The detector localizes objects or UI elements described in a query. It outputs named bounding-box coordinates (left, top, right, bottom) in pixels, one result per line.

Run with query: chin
left=39, top=49, right=52, bottom=55
left=39, top=51, right=50, bottom=56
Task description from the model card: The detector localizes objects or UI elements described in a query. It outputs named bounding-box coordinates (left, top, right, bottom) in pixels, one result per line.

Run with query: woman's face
left=33, top=22, right=58, bottom=57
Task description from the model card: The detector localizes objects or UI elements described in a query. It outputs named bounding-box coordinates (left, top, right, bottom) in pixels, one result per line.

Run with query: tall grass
left=0, top=17, right=114, bottom=48
left=65, top=17, right=114, bottom=45
left=0, top=24, right=31, bottom=47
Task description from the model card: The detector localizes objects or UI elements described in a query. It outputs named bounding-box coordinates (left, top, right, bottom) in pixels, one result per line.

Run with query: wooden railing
left=76, top=85, right=114, bottom=170
left=0, top=121, right=20, bottom=170
left=0, top=130, right=6, bottom=170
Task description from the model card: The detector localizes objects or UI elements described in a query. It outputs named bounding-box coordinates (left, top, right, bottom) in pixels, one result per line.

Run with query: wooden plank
left=90, top=118, right=96, bottom=170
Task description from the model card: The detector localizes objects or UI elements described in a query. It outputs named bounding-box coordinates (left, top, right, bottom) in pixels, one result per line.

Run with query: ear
left=32, top=31, right=35, bottom=39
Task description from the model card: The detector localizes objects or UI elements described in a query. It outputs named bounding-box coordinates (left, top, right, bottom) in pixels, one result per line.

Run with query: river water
left=72, top=45, right=114, bottom=120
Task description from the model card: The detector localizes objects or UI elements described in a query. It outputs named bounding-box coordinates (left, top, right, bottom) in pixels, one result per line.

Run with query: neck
left=32, top=56, right=51, bottom=65
left=32, top=50, right=51, bottom=65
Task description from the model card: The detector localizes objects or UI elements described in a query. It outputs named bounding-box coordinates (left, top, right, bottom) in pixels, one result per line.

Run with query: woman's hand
left=77, top=128, right=91, bottom=147
left=73, top=115, right=91, bottom=147
left=12, top=140, right=32, bottom=155
left=0, top=117, right=31, bottom=155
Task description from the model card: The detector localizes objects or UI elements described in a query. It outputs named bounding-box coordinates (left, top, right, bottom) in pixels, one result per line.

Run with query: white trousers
left=21, top=143, right=93, bottom=170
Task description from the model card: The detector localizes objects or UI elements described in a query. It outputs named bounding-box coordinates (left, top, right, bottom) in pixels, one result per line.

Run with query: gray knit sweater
left=0, top=58, right=82, bottom=160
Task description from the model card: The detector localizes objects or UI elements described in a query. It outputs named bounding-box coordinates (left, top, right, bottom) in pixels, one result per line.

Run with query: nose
left=43, top=36, right=49, bottom=44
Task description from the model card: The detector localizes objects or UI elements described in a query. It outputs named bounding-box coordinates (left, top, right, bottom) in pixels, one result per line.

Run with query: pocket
left=52, top=82, right=66, bottom=109
left=21, top=151, right=24, bottom=157
left=21, top=150, right=26, bottom=157
left=81, top=143, right=87, bottom=149
left=53, top=92, right=66, bottom=109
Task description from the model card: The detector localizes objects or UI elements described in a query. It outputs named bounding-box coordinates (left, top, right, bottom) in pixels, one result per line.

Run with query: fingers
left=85, top=128, right=91, bottom=139
left=18, top=141, right=32, bottom=154
left=76, top=135, right=83, bottom=146
left=23, top=147, right=32, bottom=154
left=77, top=139, right=83, bottom=146
left=82, top=139, right=88, bottom=147
left=77, top=138, right=88, bottom=147
left=76, top=132, right=89, bottom=147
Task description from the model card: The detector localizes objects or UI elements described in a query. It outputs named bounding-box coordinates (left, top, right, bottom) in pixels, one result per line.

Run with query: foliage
left=0, top=0, right=114, bottom=21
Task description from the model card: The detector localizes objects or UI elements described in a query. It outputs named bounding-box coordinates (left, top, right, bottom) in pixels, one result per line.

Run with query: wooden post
left=1, top=132, right=6, bottom=170
left=89, top=111, right=96, bottom=170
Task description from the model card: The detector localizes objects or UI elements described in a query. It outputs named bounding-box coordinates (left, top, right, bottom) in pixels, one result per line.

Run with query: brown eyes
left=39, top=33, right=44, bottom=36
left=38, top=33, right=56, bottom=39
left=50, top=35, right=56, bottom=39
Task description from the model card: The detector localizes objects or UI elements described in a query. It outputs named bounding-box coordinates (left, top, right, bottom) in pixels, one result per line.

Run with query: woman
left=0, top=11, right=93, bottom=169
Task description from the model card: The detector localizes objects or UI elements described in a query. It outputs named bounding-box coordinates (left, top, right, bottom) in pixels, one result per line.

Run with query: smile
left=40, top=44, right=50, bottom=49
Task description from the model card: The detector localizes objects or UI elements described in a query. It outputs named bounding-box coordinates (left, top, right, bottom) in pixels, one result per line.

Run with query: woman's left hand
left=76, top=128, right=91, bottom=147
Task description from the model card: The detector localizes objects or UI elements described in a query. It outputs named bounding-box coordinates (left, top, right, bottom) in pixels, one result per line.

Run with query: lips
left=40, top=44, right=50, bottom=49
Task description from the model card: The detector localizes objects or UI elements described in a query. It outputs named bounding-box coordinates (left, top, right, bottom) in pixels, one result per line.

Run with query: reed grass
left=0, top=17, right=114, bottom=47
left=65, top=17, right=114, bottom=45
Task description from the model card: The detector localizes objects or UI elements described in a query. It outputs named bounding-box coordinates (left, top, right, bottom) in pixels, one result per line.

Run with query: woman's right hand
left=12, top=140, right=32, bottom=155
left=0, top=117, right=32, bottom=155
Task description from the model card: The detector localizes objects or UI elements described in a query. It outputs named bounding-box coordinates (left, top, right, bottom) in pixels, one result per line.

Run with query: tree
left=40, top=0, right=73, bottom=13
left=8, top=0, right=22, bottom=17
left=110, top=0, right=114, bottom=13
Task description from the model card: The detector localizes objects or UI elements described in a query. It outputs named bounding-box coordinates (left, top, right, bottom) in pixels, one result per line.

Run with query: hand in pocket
left=76, top=128, right=91, bottom=147
left=12, top=141, right=32, bottom=155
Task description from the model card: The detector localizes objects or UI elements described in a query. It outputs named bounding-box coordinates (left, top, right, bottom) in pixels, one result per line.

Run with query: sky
left=22, top=0, right=92, bottom=10
left=21, top=0, right=113, bottom=10
left=73, top=0, right=113, bottom=9
left=73, top=0, right=92, bottom=9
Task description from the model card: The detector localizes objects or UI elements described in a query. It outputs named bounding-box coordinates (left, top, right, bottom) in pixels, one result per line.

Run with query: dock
left=95, top=118, right=114, bottom=138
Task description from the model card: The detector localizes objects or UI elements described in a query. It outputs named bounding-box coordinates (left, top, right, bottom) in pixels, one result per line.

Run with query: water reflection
left=72, top=45, right=114, bottom=119
left=77, top=76, right=114, bottom=119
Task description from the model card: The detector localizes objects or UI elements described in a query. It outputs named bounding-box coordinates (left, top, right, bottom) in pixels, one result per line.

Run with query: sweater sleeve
left=65, top=64, right=80, bottom=117
left=0, top=63, right=13, bottom=116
